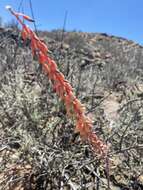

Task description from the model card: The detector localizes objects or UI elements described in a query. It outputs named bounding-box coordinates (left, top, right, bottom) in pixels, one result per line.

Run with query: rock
left=138, top=175, right=143, bottom=185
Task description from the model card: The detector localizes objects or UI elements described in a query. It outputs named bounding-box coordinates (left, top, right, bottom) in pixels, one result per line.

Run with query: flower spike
left=6, top=6, right=108, bottom=156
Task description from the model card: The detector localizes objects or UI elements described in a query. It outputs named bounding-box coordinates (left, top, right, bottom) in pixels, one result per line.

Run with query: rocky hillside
left=0, top=27, right=143, bottom=189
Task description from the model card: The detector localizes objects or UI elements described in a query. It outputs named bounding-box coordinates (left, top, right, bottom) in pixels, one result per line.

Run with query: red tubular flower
left=73, top=98, right=85, bottom=117
left=53, top=82, right=65, bottom=99
left=55, top=71, right=65, bottom=84
left=63, top=81, right=73, bottom=95
left=38, top=51, right=48, bottom=64
left=37, top=41, right=48, bottom=55
left=50, top=60, right=57, bottom=72
left=14, top=12, right=35, bottom=22
left=75, top=118, right=92, bottom=140
left=7, top=7, right=108, bottom=156
left=64, top=94, right=73, bottom=116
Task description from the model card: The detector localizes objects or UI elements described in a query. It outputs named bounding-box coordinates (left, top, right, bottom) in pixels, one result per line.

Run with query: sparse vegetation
left=0, top=8, right=143, bottom=190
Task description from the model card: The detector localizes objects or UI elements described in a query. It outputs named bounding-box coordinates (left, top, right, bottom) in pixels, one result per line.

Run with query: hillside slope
left=0, top=28, right=143, bottom=189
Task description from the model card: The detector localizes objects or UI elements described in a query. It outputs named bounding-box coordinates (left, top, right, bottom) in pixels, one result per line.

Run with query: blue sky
left=0, top=0, right=143, bottom=45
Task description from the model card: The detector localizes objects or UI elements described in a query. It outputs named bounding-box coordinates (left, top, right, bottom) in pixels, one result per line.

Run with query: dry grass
left=0, top=28, right=143, bottom=189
